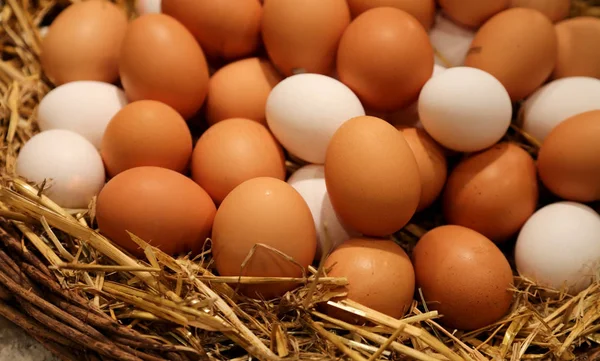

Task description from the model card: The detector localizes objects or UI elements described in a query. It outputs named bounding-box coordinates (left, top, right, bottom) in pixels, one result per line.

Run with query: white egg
left=266, top=73, right=365, bottom=164
left=521, top=77, right=600, bottom=143
left=515, top=202, right=600, bottom=294
left=38, top=81, right=128, bottom=149
left=288, top=165, right=354, bottom=259
left=429, top=12, right=475, bottom=67
left=136, top=0, right=161, bottom=14
left=16, top=130, right=106, bottom=209
left=418, top=66, right=512, bottom=152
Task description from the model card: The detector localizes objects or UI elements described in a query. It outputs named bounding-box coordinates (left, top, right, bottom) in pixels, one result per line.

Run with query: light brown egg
left=443, top=142, right=538, bottom=243
left=119, top=14, right=209, bottom=119
left=412, top=225, right=514, bottom=331
left=337, top=7, right=433, bottom=112
left=346, top=0, right=435, bottom=29
left=324, top=238, right=415, bottom=322
left=464, top=8, right=557, bottom=101
left=509, top=0, right=571, bottom=22
left=161, top=0, right=262, bottom=61
left=96, top=166, right=216, bottom=256
left=439, top=0, right=509, bottom=28
left=41, top=0, right=127, bottom=85
left=262, top=0, right=350, bottom=76
left=538, top=110, right=600, bottom=202
left=553, top=17, right=600, bottom=79
left=211, top=177, right=316, bottom=299
left=325, top=116, right=421, bottom=236
left=206, top=58, right=283, bottom=126
left=191, top=118, right=286, bottom=204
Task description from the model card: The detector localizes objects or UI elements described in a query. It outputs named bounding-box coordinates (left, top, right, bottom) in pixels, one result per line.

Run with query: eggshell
left=537, top=110, right=600, bottom=202
left=119, top=14, right=209, bottom=119
left=96, top=166, right=216, bottom=256
left=337, top=7, right=434, bottom=111
left=40, top=0, right=127, bottom=85
left=161, top=0, right=261, bottom=61
left=443, top=143, right=538, bottom=243
left=324, top=238, right=415, bottom=322
left=191, top=118, right=286, bottom=204
left=553, top=17, right=600, bottom=79
left=439, top=0, right=509, bottom=28
left=136, top=0, right=161, bottom=14
left=464, top=8, right=557, bottom=101
left=325, top=116, right=421, bottom=236
left=38, top=81, right=128, bottom=149
left=429, top=13, right=476, bottom=67
left=16, top=130, right=105, bottom=209
left=509, top=0, right=571, bottom=22
left=412, top=225, right=514, bottom=330
left=206, top=58, right=283, bottom=126
left=346, top=0, right=435, bottom=29
left=515, top=202, right=600, bottom=294
left=101, top=100, right=193, bottom=177
left=211, top=177, right=317, bottom=299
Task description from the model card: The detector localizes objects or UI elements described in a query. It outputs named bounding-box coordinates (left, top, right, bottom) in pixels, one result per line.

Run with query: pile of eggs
left=17, top=0, right=600, bottom=331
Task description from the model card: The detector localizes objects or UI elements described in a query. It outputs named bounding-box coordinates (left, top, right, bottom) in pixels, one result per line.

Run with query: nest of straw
left=1, top=1, right=600, bottom=361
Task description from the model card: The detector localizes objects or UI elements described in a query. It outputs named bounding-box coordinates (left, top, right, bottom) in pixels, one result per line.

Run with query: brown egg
left=161, top=0, right=262, bottom=61
left=538, top=110, right=600, bottom=202
left=464, top=8, right=557, bottom=101
left=41, top=0, right=127, bottom=85
left=325, top=116, right=421, bottom=236
left=337, top=7, right=434, bottom=111
left=206, top=58, right=283, bottom=126
left=439, top=0, right=509, bottom=28
left=324, top=238, right=415, bottom=322
left=191, top=118, right=286, bottom=204
left=211, top=177, right=316, bottom=299
left=443, top=142, right=538, bottom=243
left=262, top=0, right=350, bottom=76
left=346, top=0, right=436, bottom=29
left=509, top=0, right=571, bottom=22
left=412, top=225, right=514, bottom=330
left=96, top=166, right=216, bottom=256
left=398, top=127, right=448, bottom=211
left=119, top=14, right=209, bottom=119
left=553, top=17, right=600, bottom=79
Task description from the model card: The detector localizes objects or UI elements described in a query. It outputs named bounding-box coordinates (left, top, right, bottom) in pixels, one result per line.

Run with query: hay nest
left=1, top=1, right=600, bottom=361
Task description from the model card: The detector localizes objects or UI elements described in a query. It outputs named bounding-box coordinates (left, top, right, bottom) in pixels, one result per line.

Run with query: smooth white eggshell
left=429, top=12, right=475, bottom=67
left=266, top=73, right=365, bottom=164
left=515, top=202, right=600, bottom=294
left=418, top=66, right=512, bottom=152
left=16, top=130, right=106, bottom=209
left=38, top=81, right=128, bottom=149
left=136, top=0, right=161, bottom=14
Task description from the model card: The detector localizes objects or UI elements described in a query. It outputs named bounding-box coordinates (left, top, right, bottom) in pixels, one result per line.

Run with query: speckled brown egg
left=346, top=0, right=436, bottom=29
left=337, top=7, right=433, bottom=111
left=119, top=14, right=209, bottom=119
left=412, top=225, right=514, bottom=331
left=464, top=8, right=557, bottom=101
left=443, top=142, right=538, bottom=243
left=553, top=17, right=600, bottom=79
left=439, top=0, right=509, bottom=28
left=538, top=110, right=600, bottom=202
left=509, top=0, right=571, bottom=22
left=41, top=0, right=127, bottom=85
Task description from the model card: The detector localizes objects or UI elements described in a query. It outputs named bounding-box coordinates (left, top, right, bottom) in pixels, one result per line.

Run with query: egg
left=324, top=238, right=415, bottom=322
left=412, top=225, right=514, bottom=330
left=16, top=130, right=105, bottom=209
left=265, top=73, right=365, bottom=164
left=136, top=0, right=161, bottom=14
left=439, top=0, right=509, bottom=28
left=520, top=77, right=600, bottom=142
left=443, top=143, right=538, bottom=243
left=429, top=12, right=476, bottom=67
left=96, top=166, right=216, bottom=256
left=262, top=0, right=350, bottom=76
left=191, top=118, right=286, bottom=204
left=337, top=7, right=433, bottom=111
left=464, top=8, right=557, bottom=101
left=211, top=177, right=316, bottom=299
left=554, top=17, right=600, bottom=79
left=119, top=14, right=209, bottom=119
left=38, top=81, right=128, bottom=149
left=161, top=0, right=261, bottom=61
left=206, top=58, right=283, bottom=126
left=40, top=0, right=127, bottom=85
left=418, top=67, right=512, bottom=152
left=345, top=0, right=435, bottom=29
left=515, top=202, right=600, bottom=294
left=101, top=100, right=193, bottom=177
left=325, top=116, right=421, bottom=236
left=509, top=0, right=571, bottom=22
left=537, top=110, right=600, bottom=202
